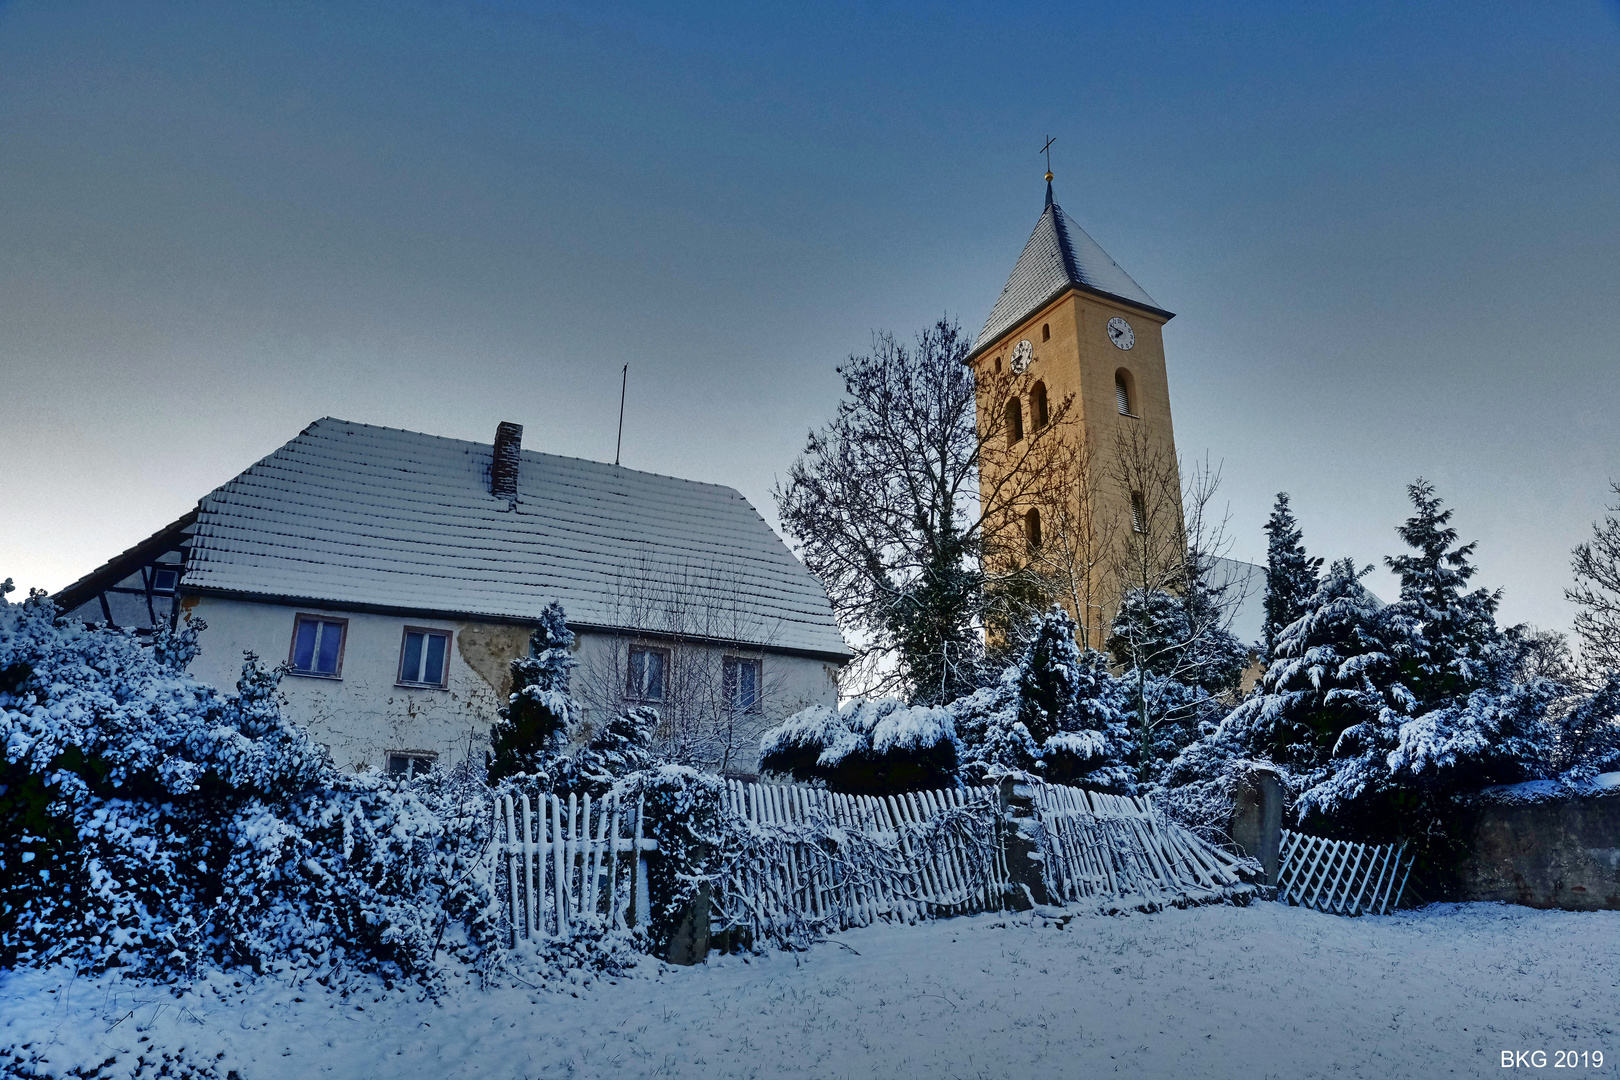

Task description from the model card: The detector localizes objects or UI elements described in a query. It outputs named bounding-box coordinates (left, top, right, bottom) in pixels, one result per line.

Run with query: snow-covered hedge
left=0, top=583, right=495, bottom=982
left=759, top=699, right=959, bottom=794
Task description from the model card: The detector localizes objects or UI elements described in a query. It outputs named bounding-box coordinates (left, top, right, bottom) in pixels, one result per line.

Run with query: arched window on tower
left=1115, top=369, right=1137, bottom=417
left=1131, top=491, right=1147, bottom=533
left=1031, top=381, right=1049, bottom=429
left=1042, top=323, right=1050, bottom=342
left=1005, top=397, right=1024, bottom=444
left=1024, top=508, right=1042, bottom=550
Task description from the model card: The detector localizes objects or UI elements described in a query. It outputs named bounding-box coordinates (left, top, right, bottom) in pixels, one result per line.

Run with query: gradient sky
left=3, top=1, right=1617, bottom=639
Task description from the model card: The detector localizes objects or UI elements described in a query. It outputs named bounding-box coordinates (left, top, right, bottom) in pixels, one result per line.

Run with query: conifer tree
left=1385, top=479, right=1504, bottom=707
left=1261, top=492, right=1322, bottom=659
left=487, top=602, right=580, bottom=784
left=573, top=706, right=660, bottom=797
left=1220, top=558, right=1395, bottom=769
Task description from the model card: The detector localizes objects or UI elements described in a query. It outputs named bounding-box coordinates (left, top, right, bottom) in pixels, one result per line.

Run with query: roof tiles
left=183, top=419, right=850, bottom=658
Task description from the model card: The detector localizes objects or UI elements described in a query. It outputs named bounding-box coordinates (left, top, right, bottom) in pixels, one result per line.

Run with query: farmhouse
left=56, top=417, right=849, bottom=777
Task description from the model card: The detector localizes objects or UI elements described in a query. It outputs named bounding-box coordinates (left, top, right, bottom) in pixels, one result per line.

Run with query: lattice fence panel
left=1276, top=829, right=1412, bottom=915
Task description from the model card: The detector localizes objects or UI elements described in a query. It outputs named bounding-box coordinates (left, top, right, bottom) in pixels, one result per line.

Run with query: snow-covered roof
left=183, top=418, right=850, bottom=659
left=973, top=196, right=1168, bottom=356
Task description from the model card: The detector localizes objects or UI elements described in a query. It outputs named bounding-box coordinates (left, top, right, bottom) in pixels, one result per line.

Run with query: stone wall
left=1453, top=783, right=1620, bottom=911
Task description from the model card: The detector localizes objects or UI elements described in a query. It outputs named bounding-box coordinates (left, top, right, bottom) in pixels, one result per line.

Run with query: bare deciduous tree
left=774, top=317, right=1077, bottom=702
left=1104, top=425, right=1250, bottom=778
left=1568, top=480, right=1620, bottom=677
left=573, top=558, right=796, bottom=776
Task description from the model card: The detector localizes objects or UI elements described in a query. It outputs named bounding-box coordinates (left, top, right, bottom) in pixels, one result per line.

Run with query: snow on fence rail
left=1276, top=829, right=1411, bottom=916
left=714, top=781, right=1008, bottom=943
left=1031, top=786, right=1256, bottom=909
left=493, top=790, right=656, bottom=944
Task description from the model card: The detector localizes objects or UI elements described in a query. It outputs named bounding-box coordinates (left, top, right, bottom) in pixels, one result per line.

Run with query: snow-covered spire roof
left=972, top=191, right=1169, bottom=356
left=181, top=418, right=850, bottom=659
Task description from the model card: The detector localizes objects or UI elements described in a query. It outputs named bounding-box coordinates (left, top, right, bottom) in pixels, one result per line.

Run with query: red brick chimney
left=491, top=421, right=522, bottom=500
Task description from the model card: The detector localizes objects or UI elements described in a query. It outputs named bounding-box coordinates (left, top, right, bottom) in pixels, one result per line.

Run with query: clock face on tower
left=1106, top=317, right=1135, bottom=351
left=1010, top=339, right=1033, bottom=373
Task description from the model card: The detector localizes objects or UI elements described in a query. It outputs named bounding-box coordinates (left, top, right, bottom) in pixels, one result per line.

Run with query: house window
left=1042, top=323, right=1050, bottom=342
left=387, top=752, right=438, bottom=779
left=724, top=656, right=763, bottom=713
left=149, top=567, right=179, bottom=595
left=398, top=627, right=451, bottom=688
left=289, top=614, right=347, bottom=678
left=627, top=645, right=669, bottom=702
left=1116, top=369, right=1136, bottom=416
left=1005, top=397, right=1023, bottom=444
left=1131, top=491, right=1147, bottom=533
left=1031, top=381, right=1049, bottom=429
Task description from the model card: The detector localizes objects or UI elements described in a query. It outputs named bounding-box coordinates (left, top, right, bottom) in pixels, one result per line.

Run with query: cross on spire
left=1041, top=135, right=1056, bottom=207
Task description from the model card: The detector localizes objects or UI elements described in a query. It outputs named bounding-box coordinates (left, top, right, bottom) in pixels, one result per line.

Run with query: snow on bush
left=0, top=582, right=496, bottom=983
left=759, top=699, right=958, bottom=794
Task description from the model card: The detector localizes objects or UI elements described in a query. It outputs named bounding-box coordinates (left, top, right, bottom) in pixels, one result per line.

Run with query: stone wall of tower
left=973, top=287, right=1180, bottom=650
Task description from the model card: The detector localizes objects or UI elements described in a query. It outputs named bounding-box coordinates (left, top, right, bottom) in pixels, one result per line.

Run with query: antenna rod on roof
left=615, top=363, right=628, bottom=467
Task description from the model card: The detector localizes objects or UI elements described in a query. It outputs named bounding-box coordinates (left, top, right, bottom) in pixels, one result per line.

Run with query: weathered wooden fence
left=1276, top=829, right=1411, bottom=916
left=1031, top=785, right=1255, bottom=907
left=493, top=790, right=656, bottom=944
left=714, top=781, right=1008, bottom=941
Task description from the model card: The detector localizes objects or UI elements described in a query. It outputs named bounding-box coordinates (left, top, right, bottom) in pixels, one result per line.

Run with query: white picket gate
left=1031, top=785, right=1255, bottom=907
left=716, top=781, right=1008, bottom=938
left=493, top=790, right=657, bottom=944
left=1276, top=829, right=1411, bottom=916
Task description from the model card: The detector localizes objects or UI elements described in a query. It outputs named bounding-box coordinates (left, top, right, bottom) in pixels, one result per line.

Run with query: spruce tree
left=1221, top=558, right=1395, bottom=769
left=1261, top=492, right=1322, bottom=659
left=1386, top=479, right=1504, bottom=708
left=487, top=602, right=580, bottom=784
left=573, top=706, right=659, bottom=797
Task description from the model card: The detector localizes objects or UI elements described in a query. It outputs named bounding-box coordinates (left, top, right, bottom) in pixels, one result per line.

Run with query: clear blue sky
left=3, top=1, right=1617, bottom=638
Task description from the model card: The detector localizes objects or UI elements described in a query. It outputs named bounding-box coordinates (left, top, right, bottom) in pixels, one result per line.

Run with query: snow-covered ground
left=4, top=902, right=1615, bottom=1079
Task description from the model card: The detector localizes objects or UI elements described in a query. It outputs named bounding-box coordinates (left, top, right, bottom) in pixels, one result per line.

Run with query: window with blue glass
left=289, top=614, right=347, bottom=678
left=398, top=627, right=451, bottom=689
left=724, top=655, right=762, bottom=714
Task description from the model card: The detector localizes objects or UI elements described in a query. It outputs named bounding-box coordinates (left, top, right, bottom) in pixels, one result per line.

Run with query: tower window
left=1031, top=381, right=1049, bottom=429
left=994, top=357, right=1002, bottom=373
left=1024, top=508, right=1042, bottom=549
left=1115, top=370, right=1137, bottom=417
left=1131, top=491, right=1146, bottom=533
left=1042, top=323, right=1050, bottom=342
left=1005, top=397, right=1024, bottom=444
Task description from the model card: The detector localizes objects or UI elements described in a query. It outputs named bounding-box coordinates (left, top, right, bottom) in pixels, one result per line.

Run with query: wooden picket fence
left=715, top=781, right=1007, bottom=939
left=1031, top=785, right=1255, bottom=908
left=493, top=790, right=657, bottom=944
left=1276, top=829, right=1411, bottom=916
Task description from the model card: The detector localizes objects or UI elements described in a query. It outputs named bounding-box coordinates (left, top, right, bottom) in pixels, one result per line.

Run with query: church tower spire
left=969, top=165, right=1183, bottom=649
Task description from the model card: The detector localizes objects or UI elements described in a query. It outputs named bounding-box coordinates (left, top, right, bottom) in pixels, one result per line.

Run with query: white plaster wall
left=182, top=596, right=841, bottom=777
left=184, top=597, right=504, bottom=774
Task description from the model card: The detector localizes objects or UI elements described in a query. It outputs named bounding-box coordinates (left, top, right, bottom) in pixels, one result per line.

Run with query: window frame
left=1024, top=508, right=1043, bottom=550
left=387, top=751, right=439, bottom=780
left=626, top=643, right=672, bottom=703
left=723, top=655, right=764, bottom=715
left=1115, top=368, right=1139, bottom=418
left=149, top=566, right=180, bottom=595
left=396, top=625, right=453, bottom=690
left=1031, top=381, right=1049, bottom=429
left=287, top=613, right=349, bottom=680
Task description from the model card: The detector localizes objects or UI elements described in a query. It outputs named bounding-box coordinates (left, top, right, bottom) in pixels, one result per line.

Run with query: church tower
left=970, top=175, right=1182, bottom=648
